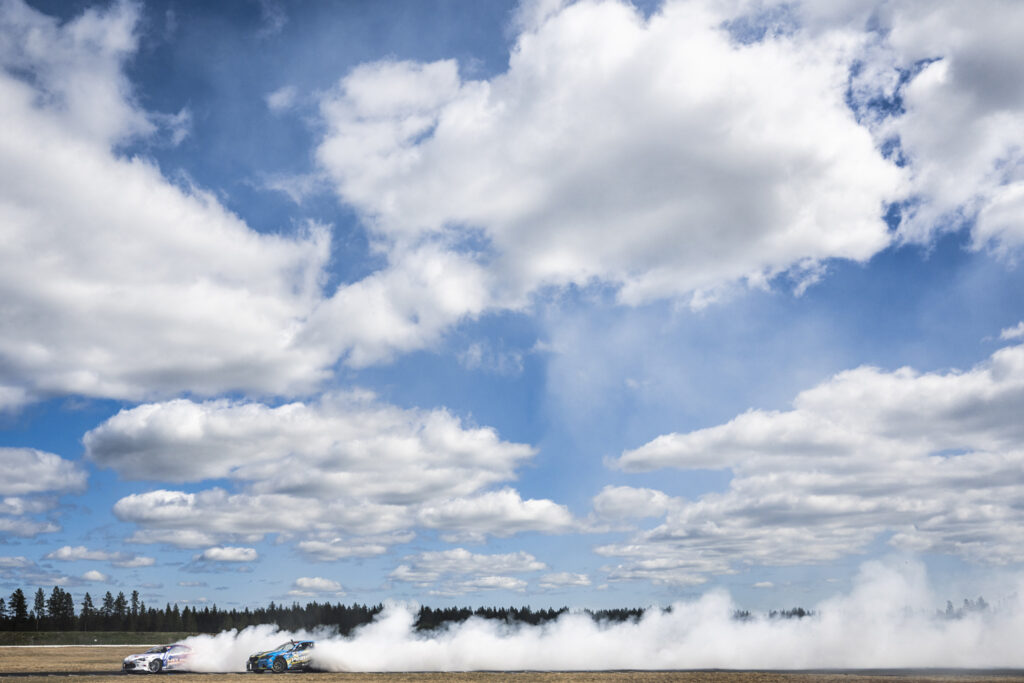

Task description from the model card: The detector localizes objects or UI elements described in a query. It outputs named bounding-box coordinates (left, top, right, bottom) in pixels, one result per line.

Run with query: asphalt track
left=4, top=648, right=1024, bottom=681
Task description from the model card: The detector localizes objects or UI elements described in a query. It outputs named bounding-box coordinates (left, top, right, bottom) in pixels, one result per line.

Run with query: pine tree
left=80, top=593, right=95, bottom=631
left=130, top=590, right=140, bottom=617
left=100, top=592, right=114, bottom=617
left=47, top=587, right=65, bottom=629
left=32, top=588, right=45, bottom=630
left=62, top=591, right=75, bottom=629
left=100, top=591, right=115, bottom=629
left=114, top=591, right=128, bottom=628
left=9, top=589, right=29, bottom=630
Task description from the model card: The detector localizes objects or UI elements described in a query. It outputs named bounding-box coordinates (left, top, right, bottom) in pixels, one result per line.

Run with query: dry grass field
left=2, top=647, right=1024, bottom=683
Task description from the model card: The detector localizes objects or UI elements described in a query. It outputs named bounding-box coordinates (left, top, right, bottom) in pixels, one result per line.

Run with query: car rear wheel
left=272, top=658, right=286, bottom=673
left=148, top=659, right=162, bottom=673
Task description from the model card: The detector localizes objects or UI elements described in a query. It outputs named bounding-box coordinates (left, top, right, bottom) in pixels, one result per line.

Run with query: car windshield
left=145, top=646, right=171, bottom=654
left=273, top=642, right=295, bottom=652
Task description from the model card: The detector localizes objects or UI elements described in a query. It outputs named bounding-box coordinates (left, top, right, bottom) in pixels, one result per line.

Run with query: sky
left=1, top=0, right=1024, bottom=615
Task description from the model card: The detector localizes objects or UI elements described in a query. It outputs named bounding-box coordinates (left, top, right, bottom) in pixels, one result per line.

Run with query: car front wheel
left=272, top=658, right=286, bottom=673
left=148, top=659, right=162, bottom=673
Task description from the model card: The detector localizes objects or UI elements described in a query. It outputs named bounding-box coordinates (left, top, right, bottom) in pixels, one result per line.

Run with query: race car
left=246, top=639, right=315, bottom=673
left=122, top=643, right=192, bottom=673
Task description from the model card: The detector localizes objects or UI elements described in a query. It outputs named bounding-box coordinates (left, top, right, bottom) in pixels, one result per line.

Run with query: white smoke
left=181, top=560, right=1024, bottom=672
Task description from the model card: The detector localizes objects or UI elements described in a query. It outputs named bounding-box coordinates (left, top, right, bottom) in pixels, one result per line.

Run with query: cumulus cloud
left=85, top=392, right=533, bottom=495
left=315, top=0, right=901, bottom=332
left=297, top=533, right=415, bottom=561
left=0, top=448, right=85, bottom=538
left=195, top=546, right=258, bottom=563
left=825, top=1, right=1024, bottom=251
left=592, top=485, right=673, bottom=521
left=288, top=576, right=343, bottom=597
left=0, top=448, right=87, bottom=496
left=88, top=393, right=572, bottom=559
left=82, top=569, right=109, bottom=582
left=0, top=556, right=69, bottom=586
left=45, top=545, right=154, bottom=568
left=1000, top=322, right=1024, bottom=341
left=391, top=548, right=545, bottom=595
left=604, top=341, right=1024, bottom=584
left=0, top=0, right=340, bottom=408
left=539, top=572, right=591, bottom=589
left=417, top=488, right=576, bottom=543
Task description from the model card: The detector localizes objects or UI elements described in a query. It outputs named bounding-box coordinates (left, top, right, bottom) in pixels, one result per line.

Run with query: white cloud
left=266, top=85, right=298, bottom=112
left=304, top=244, right=495, bottom=367
left=0, top=448, right=85, bottom=539
left=592, top=486, right=673, bottom=521
left=417, top=488, right=576, bottom=542
left=195, top=546, right=258, bottom=563
left=0, top=449, right=86, bottom=496
left=127, top=528, right=222, bottom=549
left=289, top=576, right=343, bottom=597
left=604, top=341, right=1024, bottom=585
left=754, top=581, right=774, bottom=589
left=392, top=548, right=545, bottom=594
left=82, top=569, right=109, bottom=582
left=437, top=576, right=527, bottom=595
left=116, top=555, right=156, bottom=568
left=0, top=556, right=31, bottom=568
left=1000, top=322, right=1024, bottom=341
left=539, top=572, right=591, bottom=589
left=315, top=0, right=902, bottom=337
left=298, top=533, right=415, bottom=561
left=458, top=342, right=524, bottom=376
left=829, top=1, right=1024, bottom=252
left=86, top=392, right=533, bottom=495
left=44, top=545, right=154, bottom=568
left=0, top=555, right=69, bottom=586
left=91, top=394, right=571, bottom=551
left=0, top=517, right=59, bottom=536
left=0, top=1, right=340, bottom=408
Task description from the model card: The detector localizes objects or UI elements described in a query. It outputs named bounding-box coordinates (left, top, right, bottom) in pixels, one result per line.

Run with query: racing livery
left=122, top=644, right=192, bottom=673
left=246, top=640, right=315, bottom=673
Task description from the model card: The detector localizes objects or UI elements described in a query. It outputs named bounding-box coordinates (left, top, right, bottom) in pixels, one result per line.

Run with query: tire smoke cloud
left=181, top=561, right=1024, bottom=672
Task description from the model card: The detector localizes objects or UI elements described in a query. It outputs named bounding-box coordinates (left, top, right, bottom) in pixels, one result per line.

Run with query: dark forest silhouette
left=3, top=585, right=979, bottom=635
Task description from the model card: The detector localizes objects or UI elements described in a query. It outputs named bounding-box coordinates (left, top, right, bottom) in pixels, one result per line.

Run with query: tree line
left=1, top=584, right=822, bottom=634
left=0, top=586, right=386, bottom=634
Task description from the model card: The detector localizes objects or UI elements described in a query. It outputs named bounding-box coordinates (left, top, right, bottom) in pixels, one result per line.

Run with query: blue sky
left=2, top=0, right=1024, bottom=614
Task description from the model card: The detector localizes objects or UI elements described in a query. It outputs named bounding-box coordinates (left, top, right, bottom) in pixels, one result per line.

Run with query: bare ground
left=2, top=647, right=1023, bottom=683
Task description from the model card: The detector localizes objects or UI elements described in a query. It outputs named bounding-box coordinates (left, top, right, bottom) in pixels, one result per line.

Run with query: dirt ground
left=2, top=647, right=1024, bottom=683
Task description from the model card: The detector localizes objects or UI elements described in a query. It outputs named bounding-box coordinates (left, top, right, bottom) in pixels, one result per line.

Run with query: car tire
left=148, top=659, right=163, bottom=673
left=272, top=658, right=287, bottom=673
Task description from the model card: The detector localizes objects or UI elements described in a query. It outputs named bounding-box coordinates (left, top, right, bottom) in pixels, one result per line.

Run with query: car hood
left=251, top=649, right=282, bottom=659
left=124, top=653, right=160, bottom=662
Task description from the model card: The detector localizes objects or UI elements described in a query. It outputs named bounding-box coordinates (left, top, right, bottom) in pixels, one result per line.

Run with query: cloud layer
left=86, top=393, right=573, bottom=556
left=316, top=0, right=902, bottom=317
left=603, top=341, right=1024, bottom=584
left=0, top=448, right=86, bottom=538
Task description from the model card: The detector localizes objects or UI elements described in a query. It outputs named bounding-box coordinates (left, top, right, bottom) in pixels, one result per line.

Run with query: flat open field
left=2, top=647, right=1024, bottom=683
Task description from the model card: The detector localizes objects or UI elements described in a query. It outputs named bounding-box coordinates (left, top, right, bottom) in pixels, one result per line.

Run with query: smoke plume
left=181, top=560, right=1024, bottom=672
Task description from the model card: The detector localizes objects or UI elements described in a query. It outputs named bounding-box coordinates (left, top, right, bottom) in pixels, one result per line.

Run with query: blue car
left=246, top=640, right=315, bottom=673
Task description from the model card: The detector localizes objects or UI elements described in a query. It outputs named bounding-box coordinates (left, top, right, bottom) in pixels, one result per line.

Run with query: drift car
left=246, top=640, right=315, bottom=673
left=122, top=644, right=192, bottom=673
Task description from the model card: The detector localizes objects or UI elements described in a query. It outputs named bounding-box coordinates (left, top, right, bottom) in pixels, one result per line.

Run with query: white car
left=122, top=644, right=192, bottom=673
